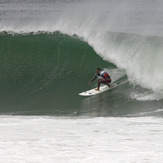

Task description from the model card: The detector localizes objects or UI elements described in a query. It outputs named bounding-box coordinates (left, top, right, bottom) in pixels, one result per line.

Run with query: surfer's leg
left=106, top=78, right=111, bottom=87
left=98, top=79, right=101, bottom=90
left=95, top=79, right=100, bottom=91
left=96, top=78, right=111, bottom=91
left=96, top=79, right=106, bottom=91
left=95, top=79, right=101, bottom=91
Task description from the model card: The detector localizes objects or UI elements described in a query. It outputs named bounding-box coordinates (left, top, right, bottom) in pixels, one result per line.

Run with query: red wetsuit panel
left=103, top=73, right=109, bottom=79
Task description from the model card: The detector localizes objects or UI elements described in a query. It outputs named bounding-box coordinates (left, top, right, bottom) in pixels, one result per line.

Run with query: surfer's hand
left=88, top=82, right=91, bottom=85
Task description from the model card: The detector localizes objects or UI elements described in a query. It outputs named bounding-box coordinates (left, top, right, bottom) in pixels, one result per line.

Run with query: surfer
left=88, top=68, right=111, bottom=91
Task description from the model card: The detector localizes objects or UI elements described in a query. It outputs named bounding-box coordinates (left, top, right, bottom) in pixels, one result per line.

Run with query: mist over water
left=1, top=0, right=163, bottom=35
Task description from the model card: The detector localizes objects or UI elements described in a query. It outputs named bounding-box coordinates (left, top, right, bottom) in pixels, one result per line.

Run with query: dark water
left=0, top=32, right=163, bottom=116
left=0, top=32, right=111, bottom=114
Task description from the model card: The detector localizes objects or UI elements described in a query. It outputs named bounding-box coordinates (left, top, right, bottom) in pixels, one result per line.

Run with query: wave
left=0, top=0, right=163, bottom=115
left=0, top=32, right=162, bottom=116
left=0, top=32, right=115, bottom=114
left=2, top=31, right=163, bottom=92
left=0, top=0, right=163, bottom=93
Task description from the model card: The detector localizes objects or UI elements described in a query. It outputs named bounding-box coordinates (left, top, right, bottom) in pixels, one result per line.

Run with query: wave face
left=0, top=0, right=163, bottom=116
left=0, top=32, right=162, bottom=116
left=0, top=32, right=116, bottom=114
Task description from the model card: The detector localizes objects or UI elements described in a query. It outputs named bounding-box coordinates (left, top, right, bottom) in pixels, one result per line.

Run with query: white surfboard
left=79, top=80, right=128, bottom=97
left=79, top=85, right=111, bottom=96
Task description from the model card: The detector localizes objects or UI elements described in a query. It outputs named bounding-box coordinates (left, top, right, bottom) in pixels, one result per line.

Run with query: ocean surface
left=0, top=0, right=163, bottom=162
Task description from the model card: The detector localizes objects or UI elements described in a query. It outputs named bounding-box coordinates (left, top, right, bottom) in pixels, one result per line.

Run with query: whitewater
left=0, top=0, right=163, bottom=162
left=0, top=116, right=163, bottom=163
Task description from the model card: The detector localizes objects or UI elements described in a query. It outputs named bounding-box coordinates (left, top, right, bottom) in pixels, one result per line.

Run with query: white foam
left=130, top=91, right=162, bottom=101
left=0, top=116, right=163, bottom=163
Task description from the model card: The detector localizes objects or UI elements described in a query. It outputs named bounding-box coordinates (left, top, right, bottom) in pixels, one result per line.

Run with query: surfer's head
left=96, top=67, right=101, bottom=73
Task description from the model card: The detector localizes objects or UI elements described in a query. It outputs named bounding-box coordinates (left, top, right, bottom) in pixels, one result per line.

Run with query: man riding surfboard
left=88, top=68, right=111, bottom=91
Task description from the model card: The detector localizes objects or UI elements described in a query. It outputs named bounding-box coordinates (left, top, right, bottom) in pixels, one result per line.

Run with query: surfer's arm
left=89, top=75, right=97, bottom=83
